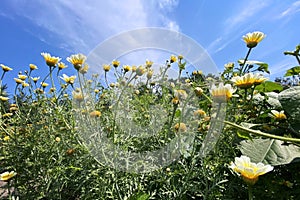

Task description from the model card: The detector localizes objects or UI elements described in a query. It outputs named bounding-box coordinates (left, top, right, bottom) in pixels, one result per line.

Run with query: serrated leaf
left=239, top=138, right=300, bottom=166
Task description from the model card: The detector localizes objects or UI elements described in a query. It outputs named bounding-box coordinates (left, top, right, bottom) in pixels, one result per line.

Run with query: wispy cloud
left=208, top=0, right=272, bottom=55
left=2, top=0, right=180, bottom=53
left=269, top=57, right=297, bottom=77
left=279, top=1, right=300, bottom=18
left=224, top=0, right=271, bottom=32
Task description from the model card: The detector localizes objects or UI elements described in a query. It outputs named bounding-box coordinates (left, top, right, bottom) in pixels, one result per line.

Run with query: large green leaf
left=278, top=86, right=300, bottom=132
left=255, top=81, right=283, bottom=92
left=284, top=66, right=300, bottom=77
left=253, top=92, right=282, bottom=109
left=239, top=138, right=300, bottom=166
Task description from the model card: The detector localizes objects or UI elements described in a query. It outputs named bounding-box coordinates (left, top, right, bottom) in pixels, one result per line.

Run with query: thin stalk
left=296, top=55, right=300, bottom=65
left=240, top=48, right=252, bottom=75
left=224, top=120, right=300, bottom=143
left=248, top=184, right=253, bottom=200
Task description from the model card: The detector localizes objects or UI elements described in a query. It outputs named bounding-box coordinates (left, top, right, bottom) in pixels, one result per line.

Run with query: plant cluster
left=0, top=31, right=300, bottom=199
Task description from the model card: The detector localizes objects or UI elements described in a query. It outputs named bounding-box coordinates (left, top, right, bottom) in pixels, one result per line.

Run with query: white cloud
left=158, top=0, right=179, bottom=11
left=279, top=1, right=300, bottom=18
left=2, top=0, right=180, bottom=53
left=224, top=0, right=271, bottom=32
left=269, top=57, right=296, bottom=77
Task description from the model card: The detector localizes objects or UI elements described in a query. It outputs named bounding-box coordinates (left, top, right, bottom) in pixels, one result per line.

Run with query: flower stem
left=248, top=184, right=253, bottom=200
left=224, top=120, right=300, bottom=143
left=240, top=48, right=252, bottom=75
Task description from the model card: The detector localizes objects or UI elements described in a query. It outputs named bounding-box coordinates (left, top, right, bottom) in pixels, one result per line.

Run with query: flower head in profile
left=41, top=82, right=49, bottom=88
left=224, top=62, right=234, bottom=70
left=66, top=53, right=86, bottom=70
left=79, top=64, right=89, bottom=74
left=170, top=55, right=177, bottom=63
left=135, top=66, right=146, bottom=76
left=112, top=60, right=120, bottom=68
left=1, top=64, right=12, bottom=72
left=174, top=89, right=188, bottom=101
left=29, top=64, right=38, bottom=70
left=242, top=31, right=266, bottom=48
left=103, top=64, right=111, bottom=72
left=230, top=155, right=273, bottom=185
left=58, top=62, right=67, bottom=70
left=90, top=110, right=101, bottom=117
left=72, top=90, right=84, bottom=102
left=268, top=110, right=287, bottom=120
left=147, top=69, right=154, bottom=79
left=231, top=73, right=268, bottom=88
left=18, top=74, right=27, bottom=81
left=41, top=52, right=61, bottom=67
left=123, top=65, right=131, bottom=73
left=174, top=122, right=187, bottom=133
left=0, top=171, right=17, bottom=181
left=61, top=74, right=76, bottom=84
left=0, top=96, right=9, bottom=101
left=145, top=60, right=153, bottom=68
left=210, top=83, right=236, bottom=102
left=31, top=77, right=40, bottom=83
left=14, top=78, right=24, bottom=84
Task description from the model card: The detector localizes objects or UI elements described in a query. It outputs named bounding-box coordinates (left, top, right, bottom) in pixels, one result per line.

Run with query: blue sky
left=1, top=0, right=300, bottom=94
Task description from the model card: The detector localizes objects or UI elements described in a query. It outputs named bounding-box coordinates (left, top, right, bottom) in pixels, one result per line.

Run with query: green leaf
left=255, top=81, right=283, bottom=92
left=128, top=192, right=150, bottom=200
left=279, top=86, right=300, bottom=132
left=284, top=66, right=300, bottom=77
left=239, top=138, right=300, bottom=166
left=257, top=63, right=270, bottom=74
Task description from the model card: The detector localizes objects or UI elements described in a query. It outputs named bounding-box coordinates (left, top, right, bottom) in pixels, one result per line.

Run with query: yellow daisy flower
left=1, top=64, right=12, bottom=72
left=147, top=69, right=154, bottom=79
left=242, top=31, right=266, bottom=48
left=18, top=74, right=27, bottom=81
left=112, top=60, right=120, bottom=68
left=230, top=155, right=273, bottom=185
left=210, top=83, right=236, bottom=102
left=145, top=60, right=153, bottom=68
left=79, top=64, right=89, bottom=74
left=0, top=171, right=17, bottom=181
left=58, top=62, right=67, bottom=70
left=224, top=62, right=234, bottom=70
left=0, top=96, right=9, bottom=101
left=22, top=82, right=29, bottom=87
left=90, top=110, right=101, bottom=117
left=231, top=73, right=267, bottom=88
left=14, top=78, right=24, bottom=84
left=170, top=55, right=177, bottom=63
left=123, top=65, right=131, bottom=73
left=31, top=77, right=40, bottom=83
left=29, top=64, right=38, bottom=70
left=268, top=110, right=287, bottom=120
left=66, top=53, right=86, bottom=70
left=41, top=82, right=49, bottom=88
left=174, top=89, right=188, bottom=101
left=103, top=64, right=111, bottom=72
left=174, top=122, right=187, bottom=133
left=41, top=52, right=61, bottom=67
left=72, top=91, right=84, bottom=102
left=135, top=66, right=146, bottom=76
left=61, top=74, right=76, bottom=84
